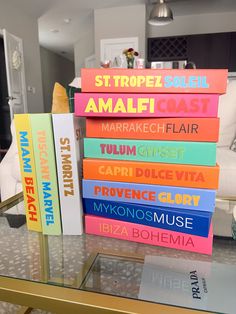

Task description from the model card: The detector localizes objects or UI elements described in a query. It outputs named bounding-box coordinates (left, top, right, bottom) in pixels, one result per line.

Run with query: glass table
left=0, top=193, right=236, bottom=314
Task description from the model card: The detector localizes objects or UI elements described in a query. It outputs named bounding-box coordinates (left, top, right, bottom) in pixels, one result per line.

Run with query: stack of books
left=76, top=68, right=228, bottom=255
left=15, top=113, right=85, bottom=235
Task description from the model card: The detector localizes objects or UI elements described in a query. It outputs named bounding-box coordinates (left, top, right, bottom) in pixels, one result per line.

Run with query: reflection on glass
left=80, top=254, right=143, bottom=299
left=0, top=196, right=236, bottom=314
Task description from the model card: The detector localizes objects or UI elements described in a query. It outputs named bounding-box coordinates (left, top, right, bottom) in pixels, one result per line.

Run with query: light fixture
left=148, top=0, right=174, bottom=26
left=63, top=18, right=71, bottom=24
left=50, top=28, right=59, bottom=33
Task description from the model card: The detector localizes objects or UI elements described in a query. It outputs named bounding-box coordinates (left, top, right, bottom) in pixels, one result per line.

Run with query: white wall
left=0, top=0, right=44, bottom=113
left=40, top=47, right=75, bottom=113
left=74, top=14, right=95, bottom=76
left=148, top=11, right=236, bottom=38
left=75, top=5, right=236, bottom=72
left=94, top=4, right=146, bottom=67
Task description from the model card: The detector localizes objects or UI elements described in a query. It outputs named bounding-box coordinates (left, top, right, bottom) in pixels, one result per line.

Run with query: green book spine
left=84, top=138, right=216, bottom=166
left=30, top=114, right=62, bottom=235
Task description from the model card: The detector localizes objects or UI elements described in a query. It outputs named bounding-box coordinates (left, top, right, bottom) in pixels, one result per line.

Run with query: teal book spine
left=84, top=138, right=216, bottom=166
left=31, top=114, right=62, bottom=235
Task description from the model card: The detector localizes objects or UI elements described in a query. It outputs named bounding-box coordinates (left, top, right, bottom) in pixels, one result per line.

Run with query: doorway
left=0, top=36, right=11, bottom=160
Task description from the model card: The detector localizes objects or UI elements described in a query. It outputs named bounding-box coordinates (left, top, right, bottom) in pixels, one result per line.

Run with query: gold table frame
left=0, top=192, right=223, bottom=313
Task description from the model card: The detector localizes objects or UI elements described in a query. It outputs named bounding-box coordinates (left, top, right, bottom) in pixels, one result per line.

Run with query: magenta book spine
left=85, top=215, right=213, bottom=255
left=75, top=93, right=219, bottom=117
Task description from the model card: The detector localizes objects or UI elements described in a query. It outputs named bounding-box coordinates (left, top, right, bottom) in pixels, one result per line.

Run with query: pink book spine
left=85, top=215, right=213, bottom=255
left=75, top=93, right=219, bottom=117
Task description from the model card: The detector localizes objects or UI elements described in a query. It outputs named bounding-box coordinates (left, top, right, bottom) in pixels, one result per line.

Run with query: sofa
left=213, top=78, right=236, bottom=237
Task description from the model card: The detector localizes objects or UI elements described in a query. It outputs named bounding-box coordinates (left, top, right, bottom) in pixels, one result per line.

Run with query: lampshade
left=148, top=0, right=174, bottom=26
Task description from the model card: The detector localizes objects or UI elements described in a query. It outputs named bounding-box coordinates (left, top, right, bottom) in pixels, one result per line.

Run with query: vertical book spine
left=14, top=114, right=42, bottom=232
left=31, top=114, right=61, bottom=235
left=52, top=113, right=84, bottom=235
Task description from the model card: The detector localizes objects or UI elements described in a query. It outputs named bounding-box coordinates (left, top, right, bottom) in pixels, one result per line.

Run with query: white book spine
left=52, top=113, right=85, bottom=235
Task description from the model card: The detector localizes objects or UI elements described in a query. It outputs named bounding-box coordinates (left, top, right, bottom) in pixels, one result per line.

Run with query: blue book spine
left=83, top=199, right=212, bottom=237
left=82, top=179, right=216, bottom=212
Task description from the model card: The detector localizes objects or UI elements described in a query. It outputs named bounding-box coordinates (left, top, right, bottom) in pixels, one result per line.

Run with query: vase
left=127, top=57, right=135, bottom=69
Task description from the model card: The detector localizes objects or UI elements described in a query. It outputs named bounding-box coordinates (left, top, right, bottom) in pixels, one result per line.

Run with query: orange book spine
left=83, top=159, right=219, bottom=189
left=86, top=118, right=219, bottom=142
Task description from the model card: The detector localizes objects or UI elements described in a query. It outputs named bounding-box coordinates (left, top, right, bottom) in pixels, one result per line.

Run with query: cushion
left=233, top=208, right=236, bottom=239
left=217, top=79, right=236, bottom=148
left=51, top=83, right=70, bottom=113
left=66, top=86, right=81, bottom=113
left=213, top=206, right=233, bottom=237
left=216, top=147, right=236, bottom=196
left=67, top=77, right=82, bottom=113
left=230, top=137, right=236, bottom=151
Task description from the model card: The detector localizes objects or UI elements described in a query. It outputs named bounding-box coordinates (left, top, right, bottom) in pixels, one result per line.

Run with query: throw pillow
left=51, top=82, right=70, bottom=113
left=230, top=137, right=236, bottom=152
left=217, top=79, right=236, bottom=148
left=66, top=85, right=81, bottom=113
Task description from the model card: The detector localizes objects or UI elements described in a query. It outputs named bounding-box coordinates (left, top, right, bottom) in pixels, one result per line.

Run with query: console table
left=0, top=193, right=235, bottom=314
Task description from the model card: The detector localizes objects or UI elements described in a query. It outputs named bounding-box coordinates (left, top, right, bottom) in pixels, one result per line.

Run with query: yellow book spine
left=14, top=114, right=42, bottom=232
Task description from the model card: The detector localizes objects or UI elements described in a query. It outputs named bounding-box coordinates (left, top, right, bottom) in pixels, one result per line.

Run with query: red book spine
left=86, top=118, right=219, bottom=142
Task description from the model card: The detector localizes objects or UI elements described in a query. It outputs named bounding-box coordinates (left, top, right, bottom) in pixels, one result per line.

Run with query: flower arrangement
left=123, top=48, right=139, bottom=59
left=123, top=48, right=139, bottom=68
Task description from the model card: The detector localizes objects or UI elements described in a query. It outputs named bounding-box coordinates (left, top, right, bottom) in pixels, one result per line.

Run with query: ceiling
left=7, top=0, right=236, bottom=61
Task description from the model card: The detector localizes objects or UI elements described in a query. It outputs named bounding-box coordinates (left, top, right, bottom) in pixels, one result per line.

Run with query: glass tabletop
left=0, top=193, right=236, bottom=313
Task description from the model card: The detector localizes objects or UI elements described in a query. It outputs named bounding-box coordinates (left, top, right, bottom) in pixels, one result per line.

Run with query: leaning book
left=30, top=114, right=61, bottom=235
left=52, top=113, right=85, bottom=235
left=14, top=114, right=42, bottom=232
